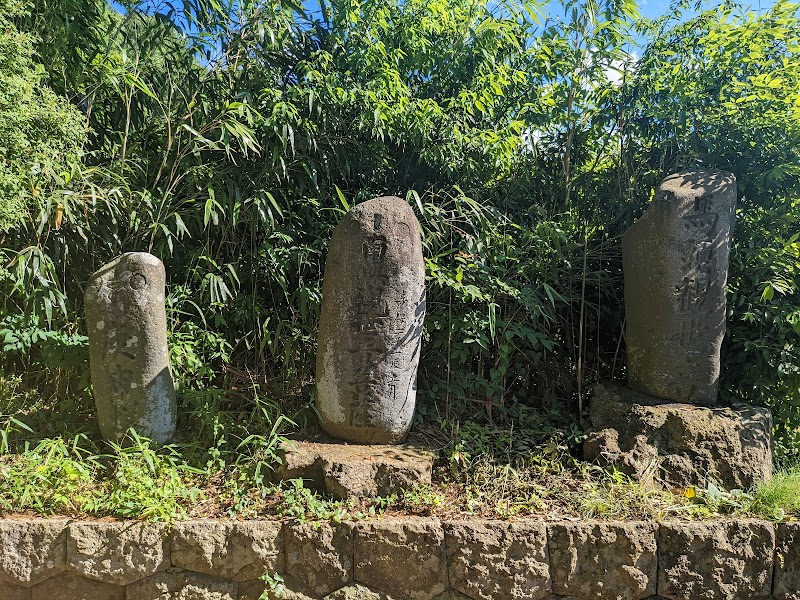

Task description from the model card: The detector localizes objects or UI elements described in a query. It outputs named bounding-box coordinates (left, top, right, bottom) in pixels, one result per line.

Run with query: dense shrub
left=0, top=0, right=797, bottom=463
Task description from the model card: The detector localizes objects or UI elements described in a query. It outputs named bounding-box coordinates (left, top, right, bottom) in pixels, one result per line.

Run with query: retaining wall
left=0, top=517, right=796, bottom=599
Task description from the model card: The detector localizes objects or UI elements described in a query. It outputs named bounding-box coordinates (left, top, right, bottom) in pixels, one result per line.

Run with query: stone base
left=583, top=383, right=773, bottom=490
left=273, top=440, right=435, bottom=499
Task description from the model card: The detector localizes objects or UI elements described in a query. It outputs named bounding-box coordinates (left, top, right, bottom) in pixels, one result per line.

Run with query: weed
left=400, top=485, right=446, bottom=512
left=259, top=572, right=286, bottom=599
left=275, top=479, right=348, bottom=523
left=101, top=431, right=204, bottom=523
left=577, top=469, right=675, bottom=520
left=0, top=435, right=99, bottom=515
left=748, top=470, right=800, bottom=521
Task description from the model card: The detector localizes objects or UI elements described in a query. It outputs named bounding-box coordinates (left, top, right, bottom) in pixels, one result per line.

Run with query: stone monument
left=623, top=170, right=736, bottom=406
left=315, top=196, right=426, bottom=444
left=85, top=252, right=177, bottom=444
left=584, top=171, right=773, bottom=489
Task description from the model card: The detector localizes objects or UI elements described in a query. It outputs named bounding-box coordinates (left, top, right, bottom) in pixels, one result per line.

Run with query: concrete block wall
left=0, top=517, right=796, bottom=599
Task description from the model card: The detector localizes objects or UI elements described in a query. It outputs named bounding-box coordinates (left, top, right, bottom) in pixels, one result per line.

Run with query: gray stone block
left=67, top=521, right=169, bottom=585
left=657, top=520, right=774, bottom=599
left=0, top=519, right=67, bottom=586
left=774, top=522, right=800, bottom=600
left=31, top=573, right=124, bottom=600
left=548, top=521, right=657, bottom=599
left=170, top=520, right=283, bottom=581
left=445, top=520, right=551, bottom=599
left=324, top=584, right=396, bottom=599
left=126, top=569, right=237, bottom=600
left=275, top=440, right=434, bottom=499
left=584, top=383, right=772, bottom=489
left=431, top=592, right=470, bottom=600
left=354, top=517, right=446, bottom=600
left=0, top=582, right=31, bottom=600
left=285, top=520, right=354, bottom=597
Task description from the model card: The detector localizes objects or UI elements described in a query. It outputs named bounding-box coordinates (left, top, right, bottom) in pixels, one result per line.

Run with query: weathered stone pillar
left=85, top=252, right=177, bottom=443
left=623, top=170, right=736, bottom=406
left=316, top=196, right=426, bottom=444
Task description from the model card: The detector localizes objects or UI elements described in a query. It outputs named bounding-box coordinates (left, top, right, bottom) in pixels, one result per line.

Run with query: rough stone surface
left=354, top=517, right=447, bottom=600
left=445, top=520, right=551, bottom=600
left=67, top=521, right=169, bottom=585
left=234, top=580, right=264, bottom=600
left=316, top=196, right=426, bottom=444
left=542, top=598, right=669, bottom=600
left=623, top=170, right=736, bottom=406
left=583, top=383, right=773, bottom=489
left=0, top=519, right=67, bottom=586
left=126, top=569, right=237, bottom=600
left=658, top=520, right=774, bottom=599
left=548, top=521, right=657, bottom=600
left=773, top=522, right=800, bottom=600
left=285, top=520, right=353, bottom=597
left=85, top=252, right=177, bottom=443
left=275, top=440, right=434, bottom=499
left=0, top=517, right=795, bottom=600
left=431, top=592, right=471, bottom=600
left=324, top=584, right=396, bottom=600
left=171, top=520, right=283, bottom=581
left=31, top=573, right=125, bottom=600
left=0, top=582, right=31, bottom=600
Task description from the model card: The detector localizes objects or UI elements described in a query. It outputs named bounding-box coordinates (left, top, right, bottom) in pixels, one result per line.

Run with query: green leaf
left=334, top=186, right=349, bottom=211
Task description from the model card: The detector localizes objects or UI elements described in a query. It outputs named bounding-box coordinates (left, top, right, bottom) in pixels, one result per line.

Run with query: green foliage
left=621, top=0, right=800, bottom=460
left=0, top=0, right=88, bottom=233
left=259, top=571, right=287, bottom=600
left=577, top=469, right=674, bottom=520
left=0, top=435, right=98, bottom=514
left=275, top=479, right=350, bottom=522
left=445, top=413, right=582, bottom=517
left=420, top=191, right=574, bottom=415
left=748, top=469, right=800, bottom=520
left=0, top=0, right=798, bottom=520
left=0, top=432, right=201, bottom=522
left=679, top=471, right=800, bottom=520
left=103, top=432, right=203, bottom=522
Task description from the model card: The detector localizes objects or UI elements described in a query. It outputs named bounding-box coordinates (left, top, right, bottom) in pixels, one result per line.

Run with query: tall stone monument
left=622, top=170, right=737, bottom=406
left=316, top=196, right=426, bottom=444
left=584, top=171, right=774, bottom=490
left=85, top=252, right=177, bottom=444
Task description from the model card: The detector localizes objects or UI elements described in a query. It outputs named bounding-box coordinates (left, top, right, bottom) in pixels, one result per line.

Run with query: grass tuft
left=749, top=470, right=800, bottom=521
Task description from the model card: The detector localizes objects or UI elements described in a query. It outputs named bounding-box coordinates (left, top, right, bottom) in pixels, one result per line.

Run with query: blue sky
left=636, top=0, right=778, bottom=18
left=112, top=0, right=784, bottom=20
left=538, top=0, right=781, bottom=21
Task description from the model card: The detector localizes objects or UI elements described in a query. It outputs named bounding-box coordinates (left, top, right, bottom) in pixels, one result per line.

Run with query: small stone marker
left=623, top=170, right=736, bottom=406
left=85, top=252, right=177, bottom=443
left=316, top=196, right=426, bottom=444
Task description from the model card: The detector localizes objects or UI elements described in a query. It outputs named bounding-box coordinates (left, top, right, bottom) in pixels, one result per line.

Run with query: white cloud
left=603, top=53, right=638, bottom=86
